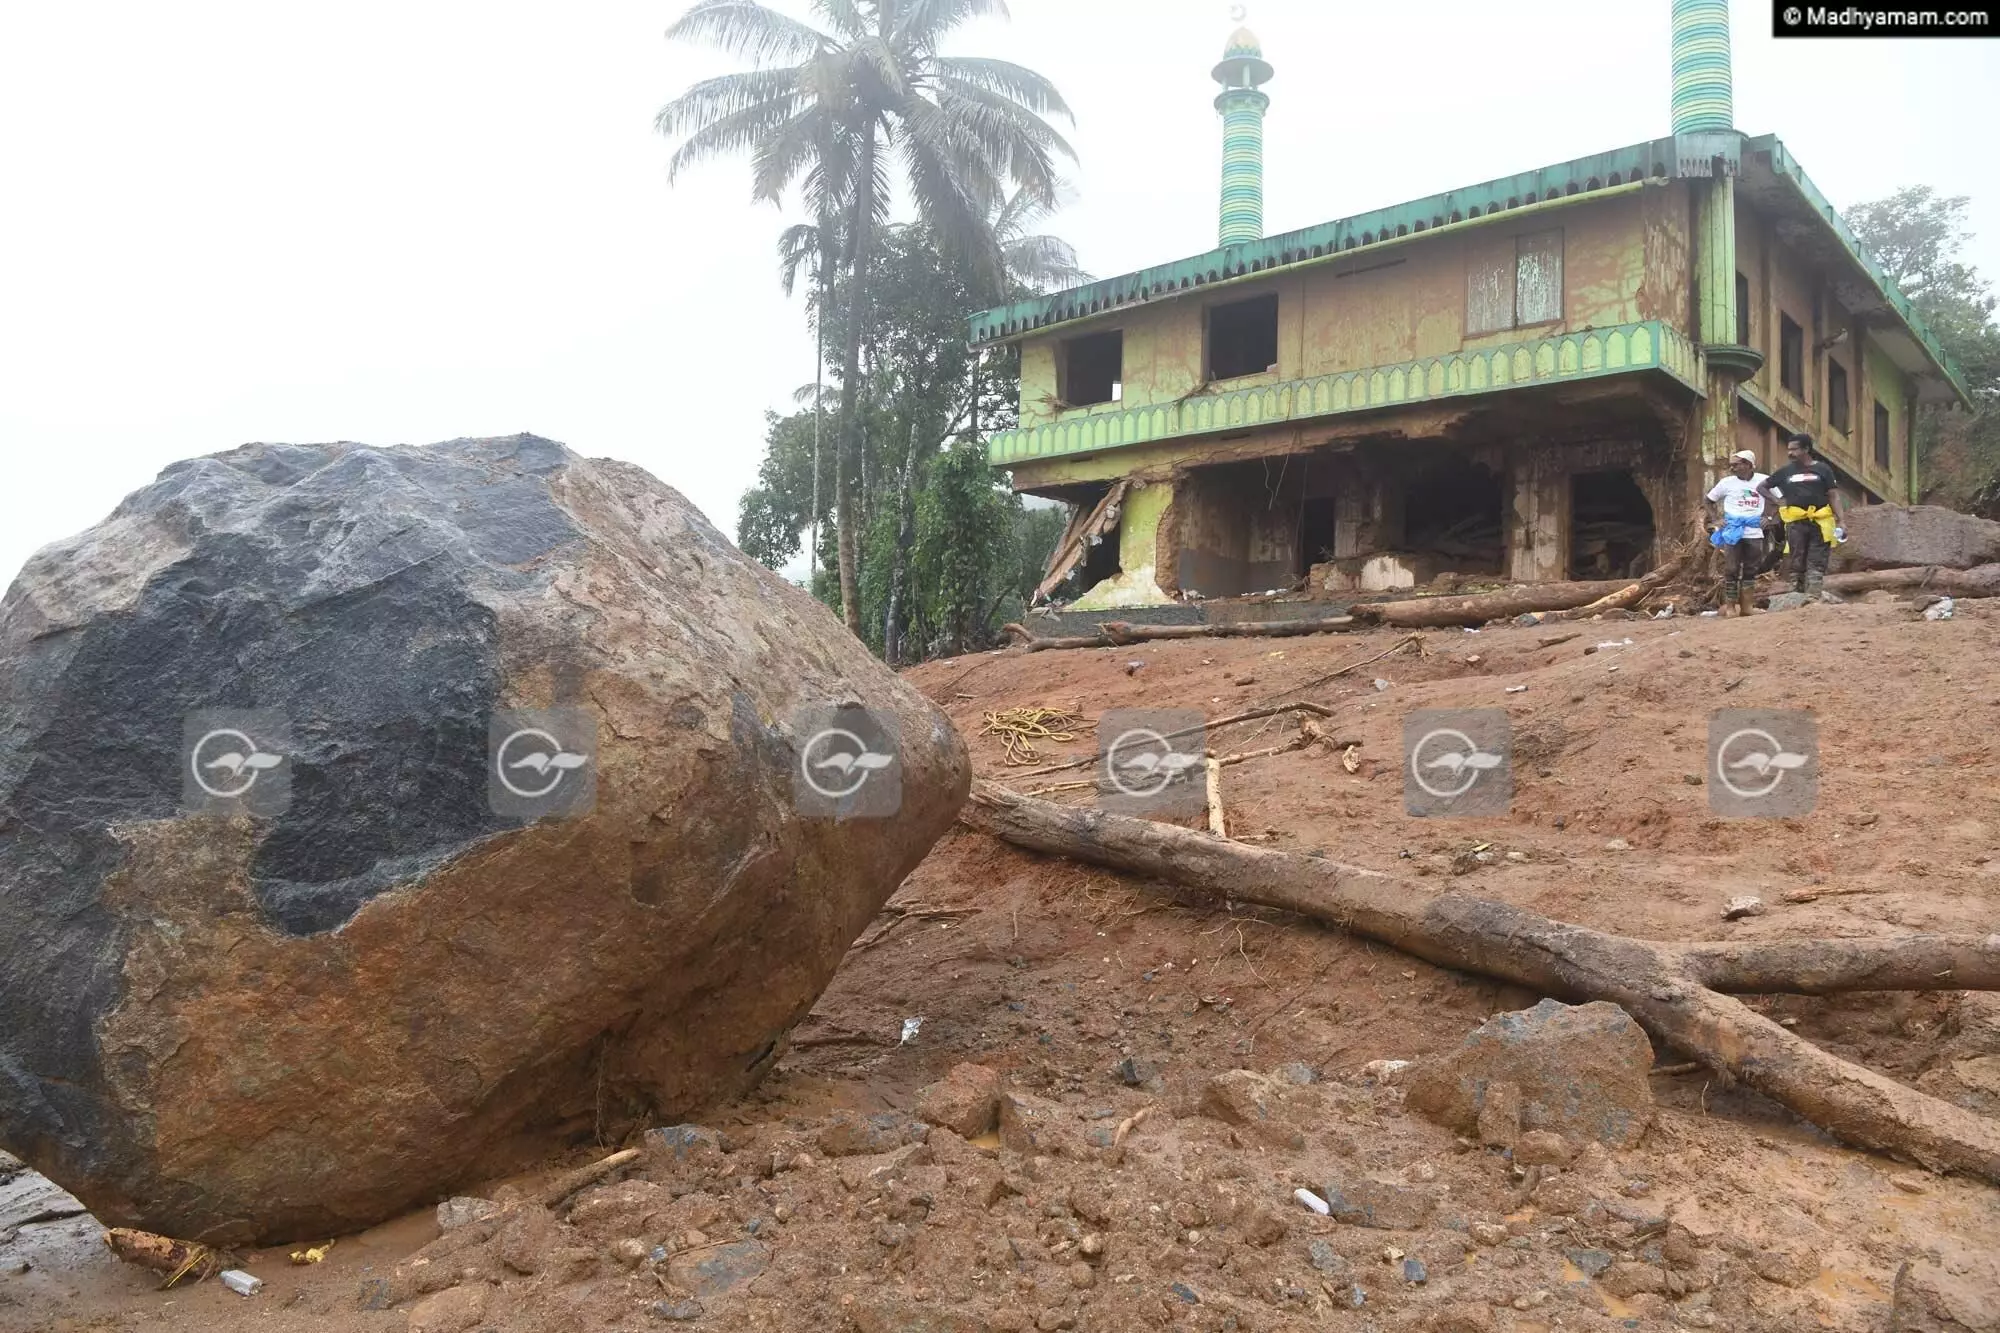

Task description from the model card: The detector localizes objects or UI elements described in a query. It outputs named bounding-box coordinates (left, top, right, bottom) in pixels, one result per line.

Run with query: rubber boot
left=1738, top=586, right=1756, bottom=616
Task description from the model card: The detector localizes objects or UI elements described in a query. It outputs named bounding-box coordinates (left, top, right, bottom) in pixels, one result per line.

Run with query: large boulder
left=1834, top=504, right=2000, bottom=572
left=1404, top=999, right=1655, bottom=1150
left=0, top=435, right=969, bottom=1242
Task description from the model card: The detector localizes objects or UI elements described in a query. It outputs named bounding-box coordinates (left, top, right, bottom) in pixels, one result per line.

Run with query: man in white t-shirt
left=1706, top=450, right=1768, bottom=617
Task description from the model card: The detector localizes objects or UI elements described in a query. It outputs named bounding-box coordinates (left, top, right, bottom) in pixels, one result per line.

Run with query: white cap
left=1730, top=450, right=1758, bottom=464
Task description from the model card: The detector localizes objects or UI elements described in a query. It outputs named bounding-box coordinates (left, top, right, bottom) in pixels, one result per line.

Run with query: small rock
left=1068, top=1261, right=1095, bottom=1289
left=1360, top=1059, right=1412, bottom=1084
left=1308, top=1239, right=1349, bottom=1277
left=408, top=1285, right=490, bottom=1333
left=1504, top=850, right=1528, bottom=862
left=1682, top=773, right=1703, bottom=785
left=1405, top=999, right=1655, bottom=1150
left=1113, top=1056, right=1157, bottom=1088
left=1404, top=1162, right=1437, bottom=1184
left=1566, top=1248, right=1614, bottom=1279
left=818, top=1111, right=926, bottom=1158
left=435, top=1196, right=499, bottom=1231
left=1078, top=1233, right=1105, bottom=1259
left=1604, top=838, right=1631, bottom=852
left=644, top=1124, right=726, bottom=1172
left=1722, top=895, right=1767, bottom=921
left=1321, top=1172, right=1436, bottom=1230
left=1402, top=1257, right=1428, bottom=1284
left=648, top=1300, right=704, bottom=1322
left=1890, top=1173, right=1931, bottom=1195
left=916, top=1063, right=1003, bottom=1139
left=1766, top=591, right=1813, bottom=612
left=666, top=1240, right=770, bottom=1300
left=1514, top=1130, right=1571, bottom=1166
left=609, top=1237, right=648, bottom=1268
left=1200, top=1070, right=1304, bottom=1148
left=1468, top=1221, right=1508, bottom=1247
left=1169, top=1281, right=1200, bottom=1304
left=876, top=1222, right=910, bottom=1248
left=1274, top=1061, right=1317, bottom=1086
left=1372, top=678, right=1391, bottom=691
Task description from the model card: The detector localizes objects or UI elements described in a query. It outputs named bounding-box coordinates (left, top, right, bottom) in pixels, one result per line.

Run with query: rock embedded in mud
left=1199, top=1070, right=1305, bottom=1149
left=817, top=1111, right=928, bottom=1158
left=1891, top=1238, right=2000, bottom=1331
left=1320, top=1172, right=1436, bottom=1230
left=0, top=435, right=971, bottom=1243
left=1404, top=999, right=1656, bottom=1150
left=915, top=1063, right=1003, bottom=1138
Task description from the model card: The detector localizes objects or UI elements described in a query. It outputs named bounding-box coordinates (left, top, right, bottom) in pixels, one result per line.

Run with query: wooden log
left=961, top=781, right=2000, bottom=1183
left=1204, top=757, right=1226, bottom=838
left=1823, top=563, right=2000, bottom=598
left=1346, top=579, right=1635, bottom=629
left=1002, top=616, right=1360, bottom=653
left=539, top=1148, right=641, bottom=1209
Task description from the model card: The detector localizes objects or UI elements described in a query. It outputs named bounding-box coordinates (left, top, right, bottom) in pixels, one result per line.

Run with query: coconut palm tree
left=657, top=0, right=1075, bottom=635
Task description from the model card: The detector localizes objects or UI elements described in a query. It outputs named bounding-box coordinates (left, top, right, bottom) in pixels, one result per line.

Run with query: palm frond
left=895, top=0, right=1012, bottom=48
left=930, top=56, right=1071, bottom=119
left=930, top=82, right=1068, bottom=205
left=666, top=0, right=832, bottom=65
left=664, top=96, right=806, bottom=182
left=1002, top=232, right=1089, bottom=290
left=807, top=0, right=871, bottom=42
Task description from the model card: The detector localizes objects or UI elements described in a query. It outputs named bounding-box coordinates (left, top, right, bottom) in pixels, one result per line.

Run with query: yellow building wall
left=1014, top=189, right=1662, bottom=433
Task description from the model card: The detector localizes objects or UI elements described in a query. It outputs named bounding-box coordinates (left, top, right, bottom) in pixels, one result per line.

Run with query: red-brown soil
left=6, top=601, right=1999, bottom=1332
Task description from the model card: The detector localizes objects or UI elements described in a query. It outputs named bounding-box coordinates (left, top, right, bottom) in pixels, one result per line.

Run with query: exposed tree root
left=1002, top=616, right=1361, bottom=653
left=1824, top=563, right=2000, bottom=598
left=961, top=781, right=2000, bottom=1183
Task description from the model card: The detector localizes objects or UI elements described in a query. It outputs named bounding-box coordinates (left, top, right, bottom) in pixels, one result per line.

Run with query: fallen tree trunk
left=1003, top=616, right=1359, bottom=653
left=1345, top=578, right=1634, bottom=629
left=961, top=781, right=2000, bottom=1183
left=1823, top=563, right=2000, bottom=598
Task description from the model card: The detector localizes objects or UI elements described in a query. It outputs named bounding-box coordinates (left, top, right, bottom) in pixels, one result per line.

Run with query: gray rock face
left=1835, top=504, right=2000, bottom=572
left=1404, top=999, right=1655, bottom=1150
left=0, top=435, right=969, bottom=1242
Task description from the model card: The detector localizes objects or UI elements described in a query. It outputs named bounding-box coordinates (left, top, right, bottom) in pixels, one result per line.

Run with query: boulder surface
left=1835, top=504, right=2000, bottom=572
left=0, top=435, right=969, bottom=1242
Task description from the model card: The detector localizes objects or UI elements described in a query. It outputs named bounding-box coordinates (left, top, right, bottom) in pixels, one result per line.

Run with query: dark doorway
left=1403, top=459, right=1505, bottom=572
left=1079, top=490, right=1122, bottom=587
left=1298, top=496, right=1338, bottom=577
left=1207, top=293, right=1279, bottom=381
left=1569, top=470, right=1655, bottom=578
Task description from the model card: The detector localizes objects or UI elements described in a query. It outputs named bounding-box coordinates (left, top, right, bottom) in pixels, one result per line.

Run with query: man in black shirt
left=1757, top=433, right=1848, bottom=597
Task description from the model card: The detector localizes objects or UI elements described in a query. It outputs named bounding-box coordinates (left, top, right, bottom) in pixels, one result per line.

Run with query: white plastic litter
left=899, top=1017, right=923, bottom=1045
left=1595, top=638, right=1635, bottom=649
left=1372, top=679, right=1391, bottom=691
left=1505, top=685, right=1527, bottom=693
left=1925, top=597, right=1956, bottom=621
left=221, top=1271, right=263, bottom=1297
left=1294, top=1188, right=1331, bottom=1216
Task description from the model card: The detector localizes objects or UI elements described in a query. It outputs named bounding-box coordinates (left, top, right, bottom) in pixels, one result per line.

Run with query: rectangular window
left=1207, top=293, right=1279, bottom=381
left=1735, top=272, right=1752, bottom=347
left=1828, top=359, right=1850, bottom=433
left=1467, top=230, right=1564, bottom=335
left=1779, top=314, right=1805, bottom=397
left=1875, top=400, right=1893, bottom=470
left=1059, top=330, right=1123, bottom=407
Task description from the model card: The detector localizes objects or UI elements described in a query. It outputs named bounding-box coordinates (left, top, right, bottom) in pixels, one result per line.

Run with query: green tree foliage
left=1845, top=187, right=2000, bottom=511
left=657, top=0, right=1074, bottom=633
left=737, top=219, right=1057, bottom=660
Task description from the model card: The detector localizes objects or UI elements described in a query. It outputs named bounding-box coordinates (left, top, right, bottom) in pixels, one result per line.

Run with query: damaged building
left=980, top=2, right=1972, bottom=612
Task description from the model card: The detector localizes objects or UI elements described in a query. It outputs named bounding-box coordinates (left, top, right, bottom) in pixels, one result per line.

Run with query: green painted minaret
left=1212, top=25, right=1273, bottom=247
left=1670, top=0, right=1733, bottom=133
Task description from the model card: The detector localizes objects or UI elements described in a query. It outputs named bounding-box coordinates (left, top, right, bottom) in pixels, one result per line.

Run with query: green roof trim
left=1744, top=135, right=1972, bottom=406
left=968, top=137, right=1685, bottom=347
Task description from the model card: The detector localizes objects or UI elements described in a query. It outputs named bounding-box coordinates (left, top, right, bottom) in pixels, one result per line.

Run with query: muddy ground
left=5, top=600, right=2000, bottom=1331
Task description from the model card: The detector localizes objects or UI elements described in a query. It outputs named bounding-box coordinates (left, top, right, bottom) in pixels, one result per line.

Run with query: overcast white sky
left=2, top=1, right=1994, bottom=587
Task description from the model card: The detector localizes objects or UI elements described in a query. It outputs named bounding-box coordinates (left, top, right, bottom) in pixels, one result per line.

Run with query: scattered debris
left=1722, top=896, right=1767, bottom=921
left=101, top=1228, right=224, bottom=1288
left=219, top=1270, right=262, bottom=1297
left=288, top=1239, right=333, bottom=1265
left=898, top=1017, right=924, bottom=1045
left=980, top=705, right=1088, bottom=765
